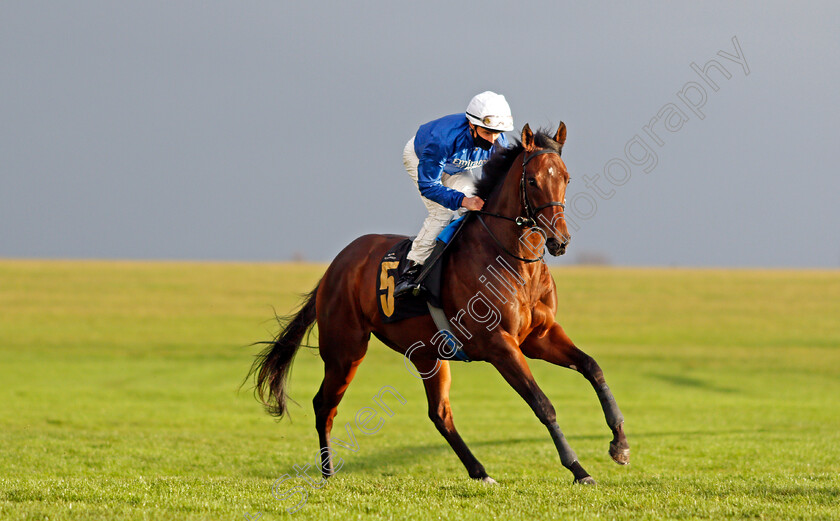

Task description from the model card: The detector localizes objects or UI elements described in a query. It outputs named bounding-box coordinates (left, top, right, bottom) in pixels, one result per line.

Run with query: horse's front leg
left=521, top=322, right=630, bottom=465
left=489, top=341, right=595, bottom=484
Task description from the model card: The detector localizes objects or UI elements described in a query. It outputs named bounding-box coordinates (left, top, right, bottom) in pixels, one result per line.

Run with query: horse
left=249, top=123, right=629, bottom=485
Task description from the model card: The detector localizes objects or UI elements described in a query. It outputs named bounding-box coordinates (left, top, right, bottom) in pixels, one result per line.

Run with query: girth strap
left=426, top=303, right=471, bottom=362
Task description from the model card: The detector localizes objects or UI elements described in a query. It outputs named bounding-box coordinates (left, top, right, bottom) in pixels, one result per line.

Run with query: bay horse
left=250, top=123, right=629, bottom=485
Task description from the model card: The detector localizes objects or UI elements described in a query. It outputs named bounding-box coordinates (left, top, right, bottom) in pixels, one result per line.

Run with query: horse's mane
left=475, top=130, right=562, bottom=201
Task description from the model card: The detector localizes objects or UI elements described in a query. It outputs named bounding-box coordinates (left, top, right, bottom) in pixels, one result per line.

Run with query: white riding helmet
left=465, top=91, right=514, bottom=132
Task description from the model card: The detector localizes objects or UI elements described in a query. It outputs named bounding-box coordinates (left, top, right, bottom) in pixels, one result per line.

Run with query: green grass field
left=1, top=260, right=839, bottom=520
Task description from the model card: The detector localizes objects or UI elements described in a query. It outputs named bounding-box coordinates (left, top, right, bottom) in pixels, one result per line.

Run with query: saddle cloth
left=376, top=214, right=470, bottom=324
left=376, top=238, right=443, bottom=323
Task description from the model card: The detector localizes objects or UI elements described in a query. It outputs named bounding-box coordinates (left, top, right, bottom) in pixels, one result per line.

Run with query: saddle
left=376, top=215, right=472, bottom=361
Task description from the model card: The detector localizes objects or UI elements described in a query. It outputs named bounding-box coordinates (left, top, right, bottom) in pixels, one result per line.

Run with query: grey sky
left=2, top=1, right=838, bottom=266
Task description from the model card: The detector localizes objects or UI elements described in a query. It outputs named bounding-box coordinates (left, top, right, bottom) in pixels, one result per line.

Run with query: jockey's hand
left=461, top=196, right=485, bottom=211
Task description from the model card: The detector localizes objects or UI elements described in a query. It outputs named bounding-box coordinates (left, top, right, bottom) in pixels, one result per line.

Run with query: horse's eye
left=528, top=178, right=537, bottom=186
left=567, top=177, right=572, bottom=185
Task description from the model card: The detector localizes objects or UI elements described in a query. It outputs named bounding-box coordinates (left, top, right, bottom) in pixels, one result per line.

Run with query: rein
left=474, top=148, right=567, bottom=263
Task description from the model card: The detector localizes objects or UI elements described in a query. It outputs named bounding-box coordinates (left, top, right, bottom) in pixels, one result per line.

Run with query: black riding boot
left=394, top=261, right=424, bottom=298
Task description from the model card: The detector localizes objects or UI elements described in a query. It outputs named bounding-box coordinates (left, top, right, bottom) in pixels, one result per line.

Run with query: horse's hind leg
left=414, top=359, right=493, bottom=482
left=521, top=323, right=630, bottom=465
left=313, top=326, right=370, bottom=478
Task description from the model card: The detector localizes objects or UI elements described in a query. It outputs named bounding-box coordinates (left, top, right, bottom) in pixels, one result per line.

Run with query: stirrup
left=394, top=262, right=424, bottom=299
left=394, top=276, right=424, bottom=298
left=394, top=282, right=423, bottom=299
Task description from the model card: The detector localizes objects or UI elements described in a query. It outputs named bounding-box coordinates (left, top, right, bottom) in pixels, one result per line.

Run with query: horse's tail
left=249, top=280, right=320, bottom=418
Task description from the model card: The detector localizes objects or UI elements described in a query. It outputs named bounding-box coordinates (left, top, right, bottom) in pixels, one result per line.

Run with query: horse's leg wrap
left=596, top=383, right=630, bottom=465
left=547, top=422, right=591, bottom=481
left=597, top=383, right=624, bottom=430
left=547, top=422, right=579, bottom=468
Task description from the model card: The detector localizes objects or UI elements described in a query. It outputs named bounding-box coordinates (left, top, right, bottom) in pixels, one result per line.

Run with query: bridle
left=520, top=148, right=568, bottom=226
left=475, top=147, right=568, bottom=263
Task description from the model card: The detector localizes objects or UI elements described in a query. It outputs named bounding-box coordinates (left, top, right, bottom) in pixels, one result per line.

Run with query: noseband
left=475, top=147, right=568, bottom=263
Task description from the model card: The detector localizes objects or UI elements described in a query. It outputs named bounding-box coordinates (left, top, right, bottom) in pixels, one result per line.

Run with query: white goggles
left=466, top=112, right=512, bottom=131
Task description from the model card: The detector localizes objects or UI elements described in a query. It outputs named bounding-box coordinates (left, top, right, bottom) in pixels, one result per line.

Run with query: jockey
left=394, top=91, right=514, bottom=298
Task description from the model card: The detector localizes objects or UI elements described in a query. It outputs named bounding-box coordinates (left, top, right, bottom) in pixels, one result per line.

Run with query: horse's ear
left=521, top=123, right=535, bottom=151
left=554, top=122, right=567, bottom=147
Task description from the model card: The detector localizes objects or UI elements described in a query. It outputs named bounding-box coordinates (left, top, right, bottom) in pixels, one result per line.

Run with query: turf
left=1, top=260, right=838, bottom=520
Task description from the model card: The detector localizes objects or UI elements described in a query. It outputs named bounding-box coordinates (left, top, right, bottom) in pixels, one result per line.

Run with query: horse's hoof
left=478, top=476, right=497, bottom=485
left=574, top=476, right=597, bottom=485
left=609, top=442, right=630, bottom=465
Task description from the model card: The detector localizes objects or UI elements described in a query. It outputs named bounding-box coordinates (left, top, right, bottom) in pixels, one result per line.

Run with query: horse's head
left=520, top=123, right=572, bottom=256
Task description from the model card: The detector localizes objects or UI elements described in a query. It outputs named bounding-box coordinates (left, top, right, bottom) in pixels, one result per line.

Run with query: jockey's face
left=469, top=123, right=502, bottom=144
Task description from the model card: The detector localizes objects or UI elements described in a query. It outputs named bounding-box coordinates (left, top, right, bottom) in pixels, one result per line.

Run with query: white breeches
left=402, top=137, right=479, bottom=265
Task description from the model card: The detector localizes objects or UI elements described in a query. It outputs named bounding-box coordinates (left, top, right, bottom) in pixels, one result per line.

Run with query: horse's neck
left=453, top=164, right=544, bottom=292
left=478, top=164, right=537, bottom=262
left=483, top=165, right=523, bottom=222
